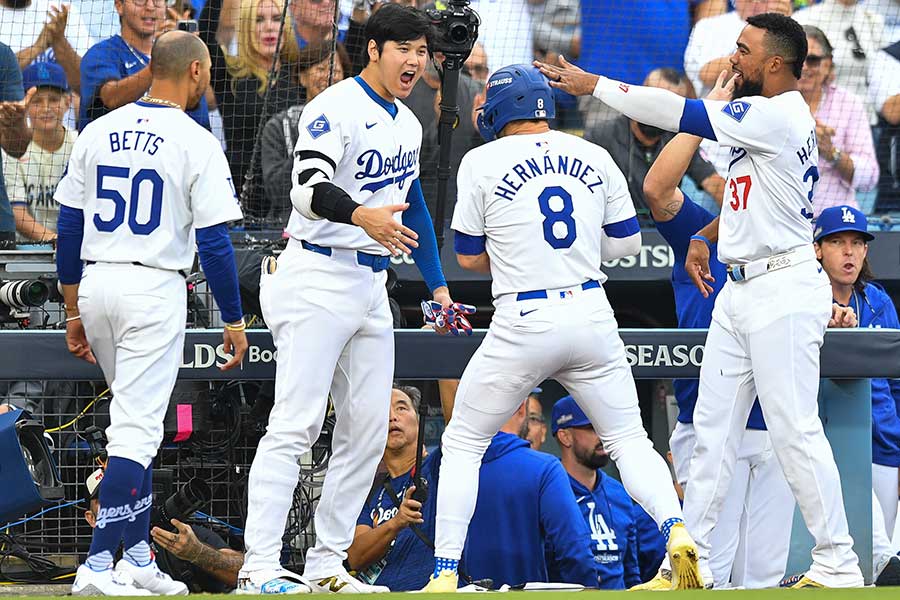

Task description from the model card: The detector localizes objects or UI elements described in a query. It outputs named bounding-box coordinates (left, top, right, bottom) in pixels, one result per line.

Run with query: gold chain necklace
left=139, top=95, right=183, bottom=110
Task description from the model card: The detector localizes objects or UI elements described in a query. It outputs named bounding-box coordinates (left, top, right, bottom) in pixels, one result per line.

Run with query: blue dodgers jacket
left=355, top=432, right=596, bottom=590
left=565, top=471, right=641, bottom=589
left=464, top=432, right=598, bottom=588
left=853, top=282, right=900, bottom=467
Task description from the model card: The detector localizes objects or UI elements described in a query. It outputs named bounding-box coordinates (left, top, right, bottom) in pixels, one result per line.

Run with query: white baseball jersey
left=699, top=92, right=818, bottom=264
left=55, top=101, right=243, bottom=271
left=286, top=76, right=421, bottom=255
left=451, top=129, right=635, bottom=300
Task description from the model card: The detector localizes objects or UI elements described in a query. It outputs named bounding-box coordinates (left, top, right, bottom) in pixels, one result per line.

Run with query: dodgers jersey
left=286, top=76, right=422, bottom=255
left=55, top=101, right=243, bottom=271
left=452, top=130, right=636, bottom=300
left=697, top=92, right=818, bottom=264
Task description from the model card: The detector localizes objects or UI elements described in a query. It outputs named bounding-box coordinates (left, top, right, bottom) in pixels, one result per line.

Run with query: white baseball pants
left=873, top=464, right=900, bottom=574
left=78, top=263, right=187, bottom=468
left=434, top=284, right=683, bottom=559
left=241, top=243, right=393, bottom=578
left=682, top=255, right=863, bottom=587
left=670, top=423, right=793, bottom=588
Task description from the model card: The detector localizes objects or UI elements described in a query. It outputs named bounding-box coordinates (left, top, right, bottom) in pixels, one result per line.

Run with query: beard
left=576, top=445, right=609, bottom=470
left=636, top=121, right=665, bottom=140
left=733, top=75, right=763, bottom=99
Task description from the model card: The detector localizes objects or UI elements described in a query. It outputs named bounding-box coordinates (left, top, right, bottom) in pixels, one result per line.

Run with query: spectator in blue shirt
left=551, top=395, right=640, bottom=590
left=0, top=40, right=34, bottom=246
left=350, top=381, right=597, bottom=590
left=813, top=205, right=900, bottom=586
left=79, top=0, right=210, bottom=131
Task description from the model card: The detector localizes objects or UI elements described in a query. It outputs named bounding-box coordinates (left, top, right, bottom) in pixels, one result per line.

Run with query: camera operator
left=82, top=468, right=244, bottom=593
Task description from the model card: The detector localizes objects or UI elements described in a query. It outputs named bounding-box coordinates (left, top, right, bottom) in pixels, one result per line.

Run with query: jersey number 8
left=94, top=165, right=163, bottom=235
left=538, top=186, right=577, bottom=249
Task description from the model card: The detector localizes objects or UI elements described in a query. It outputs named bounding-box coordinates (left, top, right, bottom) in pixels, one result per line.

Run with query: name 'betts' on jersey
left=702, top=91, right=819, bottom=264
left=452, top=129, right=636, bottom=301
left=285, top=77, right=421, bottom=255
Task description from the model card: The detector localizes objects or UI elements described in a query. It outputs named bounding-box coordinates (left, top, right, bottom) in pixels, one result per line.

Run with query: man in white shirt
left=793, top=0, right=885, bottom=120
left=0, top=0, right=94, bottom=93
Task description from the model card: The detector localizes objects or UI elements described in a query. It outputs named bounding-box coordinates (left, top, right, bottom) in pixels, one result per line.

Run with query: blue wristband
left=690, top=234, right=711, bottom=247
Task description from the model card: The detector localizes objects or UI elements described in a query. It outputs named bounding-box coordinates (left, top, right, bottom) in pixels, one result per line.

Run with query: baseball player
left=238, top=5, right=460, bottom=594
left=56, top=31, right=248, bottom=596
left=640, top=130, right=795, bottom=589
left=538, top=11, right=865, bottom=588
left=424, top=64, right=703, bottom=593
left=813, top=205, right=900, bottom=586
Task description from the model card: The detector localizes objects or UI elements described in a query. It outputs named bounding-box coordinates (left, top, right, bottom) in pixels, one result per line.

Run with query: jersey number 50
left=538, top=186, right=577, bottom=249
left=94, top=165, right=163, bottom=235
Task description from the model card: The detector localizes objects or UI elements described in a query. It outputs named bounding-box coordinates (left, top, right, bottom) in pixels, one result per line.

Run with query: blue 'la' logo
left=722, top=100, right=751, bottom=122
left=307, top=114, right=331, bottom=139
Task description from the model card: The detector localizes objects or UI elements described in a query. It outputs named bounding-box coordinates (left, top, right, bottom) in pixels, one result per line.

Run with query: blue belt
left=300, top=240, right=390, bottom=273
left=516, top=279, right=600, bottom=301
left=727, top=265, right=746, bottom=282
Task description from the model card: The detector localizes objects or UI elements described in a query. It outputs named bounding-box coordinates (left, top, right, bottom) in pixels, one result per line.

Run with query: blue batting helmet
left=477, top=64, right=555, bottom=142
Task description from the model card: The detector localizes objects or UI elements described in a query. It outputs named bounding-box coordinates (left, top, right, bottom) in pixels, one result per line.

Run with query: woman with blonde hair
left=201, top=0, right=302, bottom=219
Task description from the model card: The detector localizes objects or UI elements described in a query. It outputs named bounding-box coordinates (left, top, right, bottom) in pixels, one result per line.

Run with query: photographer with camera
left=82, top=467, right=245, bottom=593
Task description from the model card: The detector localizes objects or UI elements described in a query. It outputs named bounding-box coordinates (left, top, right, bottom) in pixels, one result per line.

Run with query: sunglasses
left=804, top=54, right=828, bottom=68
left=844, top=27, right=866, bottom=60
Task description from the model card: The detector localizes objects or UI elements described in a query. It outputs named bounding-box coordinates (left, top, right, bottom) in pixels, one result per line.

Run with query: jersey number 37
left=93, top=165, right=163, bottom=235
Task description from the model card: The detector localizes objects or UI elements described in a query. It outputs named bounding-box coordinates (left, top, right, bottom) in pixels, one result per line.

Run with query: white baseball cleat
left=72, top=564, right=154, bottom=596
left=115, top=559, right=189, bottom=595
left=305, top=569, right=390, bottom=593
left=235, top=568, right=312, bottom=594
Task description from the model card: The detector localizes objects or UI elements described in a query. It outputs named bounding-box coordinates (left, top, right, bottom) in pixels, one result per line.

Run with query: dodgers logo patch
left=307, top=114, right=331, bottom=139
left=722, top=100, right=751, bottom=122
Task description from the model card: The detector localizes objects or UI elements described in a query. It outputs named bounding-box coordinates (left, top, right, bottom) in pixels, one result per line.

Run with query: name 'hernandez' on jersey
left=286, top=77, right=422, bottom=256
left=700, top=91, right=819, bottom=265
left=452, top=129, right=637, bottom=301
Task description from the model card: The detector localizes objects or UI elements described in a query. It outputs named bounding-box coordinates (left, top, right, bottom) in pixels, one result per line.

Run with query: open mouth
left=400, top=70, right=416, bottom=85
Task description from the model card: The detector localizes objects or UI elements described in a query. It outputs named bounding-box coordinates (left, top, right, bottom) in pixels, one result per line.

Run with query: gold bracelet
left=224, top=320, right=246, bottom=332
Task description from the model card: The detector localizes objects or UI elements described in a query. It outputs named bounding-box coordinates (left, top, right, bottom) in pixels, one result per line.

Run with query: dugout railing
left=0, top=328, right=898, bottom=583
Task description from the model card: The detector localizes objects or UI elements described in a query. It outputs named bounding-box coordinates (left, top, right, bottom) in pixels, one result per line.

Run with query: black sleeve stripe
left=294, top=150, right=337, bottom=172
left=297, top=168, right=328, bottom=186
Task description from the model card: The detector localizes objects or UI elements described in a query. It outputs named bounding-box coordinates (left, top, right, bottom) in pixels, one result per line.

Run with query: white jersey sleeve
left=600, top=157, right=636, bottom=228
left=700, top=97, right=790, bottom=157
left=451, top=153, right=485, bottom=238
left=55, top=130, right=90, bottom=210
left=292, top=100, right=346, bottom=188
left=190, top=150, right=244, bottom=229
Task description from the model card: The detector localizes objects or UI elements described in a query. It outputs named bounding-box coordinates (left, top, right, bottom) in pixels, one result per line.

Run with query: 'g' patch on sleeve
left=307, top=114, right=331, bottom=139
left=722, top=100, right=751, bottom=122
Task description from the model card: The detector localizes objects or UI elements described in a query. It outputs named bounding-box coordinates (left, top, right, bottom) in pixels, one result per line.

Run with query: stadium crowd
left=0, top=0, right=898, bottom=593
left=0, top=0, right=898, bottom=243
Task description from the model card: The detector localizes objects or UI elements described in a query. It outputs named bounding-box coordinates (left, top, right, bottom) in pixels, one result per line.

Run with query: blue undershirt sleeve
left=196, top=224, right=243, bottom=324
left=405, top=179, right=447, bottom=292
left=453, top=231, right=487, bottom=255
left=55, top=205, right=84, bottom=285
left=679, top=99, right=717, bottom=141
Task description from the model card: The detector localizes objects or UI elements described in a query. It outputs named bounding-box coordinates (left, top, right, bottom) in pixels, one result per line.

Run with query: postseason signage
left=2, top=329, right=898, bottom=381
left=385, top=229, right=900, bottom=283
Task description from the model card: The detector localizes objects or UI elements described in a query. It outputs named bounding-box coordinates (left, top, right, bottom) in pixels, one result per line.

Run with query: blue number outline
left=538, top=186, right=577, bottom=249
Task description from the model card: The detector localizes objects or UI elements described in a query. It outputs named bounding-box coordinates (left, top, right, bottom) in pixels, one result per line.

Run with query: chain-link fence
left=0, top=378, right=326, bottom=579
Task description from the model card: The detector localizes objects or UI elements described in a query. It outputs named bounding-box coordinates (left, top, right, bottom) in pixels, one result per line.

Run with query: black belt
left=85, top=260, right=187, bottom=279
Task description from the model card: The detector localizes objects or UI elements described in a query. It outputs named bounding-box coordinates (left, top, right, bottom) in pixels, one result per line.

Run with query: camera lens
left=448, top=22, right=469, bottom=45
left=0, top=280, right=50, bottom=310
